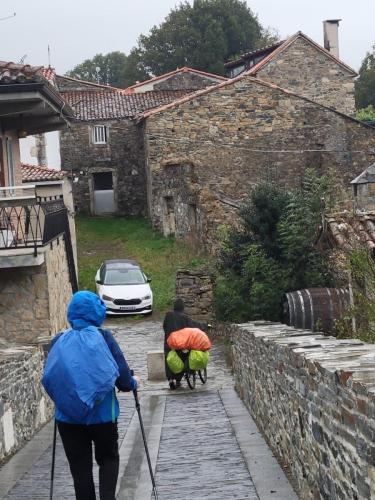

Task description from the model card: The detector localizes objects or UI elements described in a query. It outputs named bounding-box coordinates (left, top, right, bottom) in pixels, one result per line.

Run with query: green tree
left=121, top=48, right=150, bottom=88
left=215, top=171, right=333, bottom=322
left=355, top=45, right=375, bottom=109
left=356, top=105, right=375, bottom=121
left=133, top=0, right=277, bottom=77
left=66, top=51, right=128, bottom=88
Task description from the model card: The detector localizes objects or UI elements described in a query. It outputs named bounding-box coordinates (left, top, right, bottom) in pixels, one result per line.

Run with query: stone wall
left=215, top=321, right=375, bottom=499
left=256, top=35, right=356, bottom=116
left=175, top=268, right=214, bottom=321
left=60, top=120, right=147, bottom=216
left=0, top=344, right=52, bottom=463
left=144, top=76, right=375, bottom=248
left=56, top=75, right=108, bottom=92
left=154, top=72, right=221, bottom=91
left=0, top=239, right=71, bottom=343
left=45, top=238, right=72, bottom=337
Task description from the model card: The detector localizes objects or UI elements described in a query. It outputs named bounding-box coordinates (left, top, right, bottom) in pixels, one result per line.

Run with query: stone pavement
left=0, top=321, right=297, bottom=500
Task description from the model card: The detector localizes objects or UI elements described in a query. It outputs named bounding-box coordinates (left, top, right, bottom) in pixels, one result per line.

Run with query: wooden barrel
left=283, top=288, right=349, bottom=333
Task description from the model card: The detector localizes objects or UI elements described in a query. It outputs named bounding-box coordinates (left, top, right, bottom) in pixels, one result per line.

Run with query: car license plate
left=119, top=305, right=136, bottom=311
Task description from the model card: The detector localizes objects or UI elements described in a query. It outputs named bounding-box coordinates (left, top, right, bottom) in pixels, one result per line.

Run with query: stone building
left=351, top=164, right=375, bottom=211
left=0, top=61, right=77, bottom=462
left=58, top=24, right=370, bottom=249
left=59, top=69, right=225, bottom=216
left=225, top=23, right=356, bottom=116
left=0, top=62, right=77, bottom=343
left=140, top=75, right=375, bottom=247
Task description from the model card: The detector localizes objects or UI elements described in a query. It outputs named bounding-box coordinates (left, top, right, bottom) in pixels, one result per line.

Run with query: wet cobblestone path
left=155, top=392, right=258, bottom=500
left=0, top=321, right=296, bottom=500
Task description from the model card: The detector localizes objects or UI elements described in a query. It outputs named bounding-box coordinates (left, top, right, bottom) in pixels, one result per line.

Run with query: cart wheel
left=198, top=368, right=207, bottom=384
left=186, top=371, right=196, bottom=389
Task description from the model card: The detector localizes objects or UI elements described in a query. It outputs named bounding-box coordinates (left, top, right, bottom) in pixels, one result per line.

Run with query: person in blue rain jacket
left=48, top=291, right=139, bottom=500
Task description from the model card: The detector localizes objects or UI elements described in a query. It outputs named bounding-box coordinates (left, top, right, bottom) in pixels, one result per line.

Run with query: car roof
left=102, top=259, right=140, bottom=269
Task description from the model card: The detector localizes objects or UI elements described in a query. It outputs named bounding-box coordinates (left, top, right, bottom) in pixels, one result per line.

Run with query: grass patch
left=76, top=216, right=206, bottom=314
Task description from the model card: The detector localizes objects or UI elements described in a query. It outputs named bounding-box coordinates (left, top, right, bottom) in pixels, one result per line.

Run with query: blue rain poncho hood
left=67, top=291, right=106, bottom=330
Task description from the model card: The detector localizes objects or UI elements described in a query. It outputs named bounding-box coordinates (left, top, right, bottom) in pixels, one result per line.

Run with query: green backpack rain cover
left=167, top=350, right=184, bottom=374
left=189, top=350, right=209, bottom=371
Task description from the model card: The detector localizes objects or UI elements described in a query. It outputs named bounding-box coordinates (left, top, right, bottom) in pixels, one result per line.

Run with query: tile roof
left=317, top=212, right=375, bottom=252
left=21, top=163, right=64, bottom=182
left=41, top=66, right=56, bottom=84
left=122, top=67, right=227, bottom=94
left=0, top=61, right=74, bottom=121
left=245, top=32, right=357, bottom=77
left=61, top=89, right=194, bottom=121
left=0, top=61, right=44, bottom=84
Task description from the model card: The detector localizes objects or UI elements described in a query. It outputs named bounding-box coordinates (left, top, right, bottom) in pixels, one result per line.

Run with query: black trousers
left=57, top=421, right=119, bottom=500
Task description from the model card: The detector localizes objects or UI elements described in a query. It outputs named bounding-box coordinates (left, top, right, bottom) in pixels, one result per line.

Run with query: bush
left=214, top=270, right=251, bottom=322
left=214, top=172, right=333, bottom=322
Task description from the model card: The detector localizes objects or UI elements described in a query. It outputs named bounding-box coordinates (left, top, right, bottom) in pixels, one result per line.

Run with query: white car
left=95, top=259, right=153, bottom=315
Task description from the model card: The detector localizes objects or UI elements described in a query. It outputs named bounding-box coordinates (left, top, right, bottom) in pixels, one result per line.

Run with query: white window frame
left=92, top=125, right=108, bottom=145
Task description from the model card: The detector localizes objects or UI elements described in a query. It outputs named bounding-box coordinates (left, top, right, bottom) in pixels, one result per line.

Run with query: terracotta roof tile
left=41, top=66, right=56, bottom=84
left=0, top=61, right=44, bottom=84
left=61, top=89, right=194, bottom=121
left=21, top=163, right=64, bottom=182
left=318, top=212, right=375, bottom=252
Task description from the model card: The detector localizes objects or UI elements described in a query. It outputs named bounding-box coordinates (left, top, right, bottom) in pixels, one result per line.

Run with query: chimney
left=323, top=19, right=341, bottom=58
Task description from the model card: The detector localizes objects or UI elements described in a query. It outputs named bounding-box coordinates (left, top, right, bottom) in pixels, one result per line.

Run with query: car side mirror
left=96, top=279, right=102, bottom=285
left=147, top=278, right=152, bottom=283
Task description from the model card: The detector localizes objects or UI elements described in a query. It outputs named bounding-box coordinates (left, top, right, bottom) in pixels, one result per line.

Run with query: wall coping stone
left=216, top=320, right=375, bottom=498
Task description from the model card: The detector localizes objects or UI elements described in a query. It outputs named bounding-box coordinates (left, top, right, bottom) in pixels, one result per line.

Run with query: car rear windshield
left=104, top=268, right=146, bottom=285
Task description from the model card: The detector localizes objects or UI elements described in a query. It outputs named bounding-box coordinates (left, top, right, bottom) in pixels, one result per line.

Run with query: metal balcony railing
left=0, top=185, right=36, bottom=202
left=0, top=199, right=67, bottom=252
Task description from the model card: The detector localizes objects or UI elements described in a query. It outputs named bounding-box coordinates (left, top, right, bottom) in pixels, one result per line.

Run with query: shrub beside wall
left=215, top=321, right=375, bottom=499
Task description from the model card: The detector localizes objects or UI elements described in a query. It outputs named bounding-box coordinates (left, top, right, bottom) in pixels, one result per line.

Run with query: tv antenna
left=95, top=66, right=101, bottom=84
left=0, top=12, right=16, bottom=22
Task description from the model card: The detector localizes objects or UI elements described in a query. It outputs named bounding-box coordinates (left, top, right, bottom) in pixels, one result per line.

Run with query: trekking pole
left=49, top=419, right=57, bottom=500
left=133, top=389, right=159, bottom=500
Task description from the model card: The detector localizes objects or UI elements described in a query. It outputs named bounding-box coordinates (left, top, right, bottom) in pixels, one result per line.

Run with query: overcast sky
left=0, top=0, right=374, bottom=74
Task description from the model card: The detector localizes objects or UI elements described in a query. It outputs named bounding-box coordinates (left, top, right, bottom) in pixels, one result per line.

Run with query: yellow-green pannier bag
left=167, top=350, right=184, bottom=374
left=189, top=350, right=209, bottom=371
